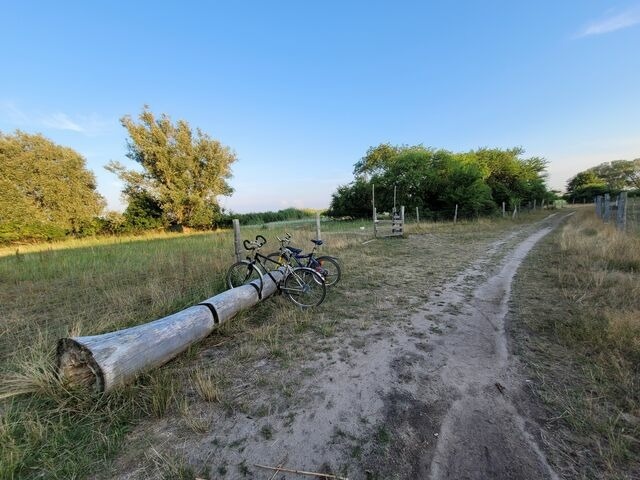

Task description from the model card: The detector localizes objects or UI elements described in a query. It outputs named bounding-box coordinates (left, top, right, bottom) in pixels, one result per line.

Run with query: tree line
left=327, top=144, right=554, bottom=220
left=0, top=107, right=323, bottom=244
left=0, top=108, right=239, bottom=243
left=566, top=159, right=640, bottom=202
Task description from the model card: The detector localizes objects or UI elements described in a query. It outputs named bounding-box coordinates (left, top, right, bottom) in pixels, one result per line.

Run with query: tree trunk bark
left=57, top=270, right=284, bottom=393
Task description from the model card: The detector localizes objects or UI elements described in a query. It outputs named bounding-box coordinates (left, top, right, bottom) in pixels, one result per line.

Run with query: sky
left=1, top=1, right=639, bottom=213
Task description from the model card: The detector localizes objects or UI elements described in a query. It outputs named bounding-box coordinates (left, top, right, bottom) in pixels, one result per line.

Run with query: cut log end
left=57, top=338, right=104, bottom=392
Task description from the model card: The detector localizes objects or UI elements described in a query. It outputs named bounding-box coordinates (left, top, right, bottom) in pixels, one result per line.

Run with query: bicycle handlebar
left=243, top=235, right=267, bottom=251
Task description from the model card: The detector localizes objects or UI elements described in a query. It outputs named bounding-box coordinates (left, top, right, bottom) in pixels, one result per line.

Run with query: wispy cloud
left=0, top=101, right=113, bottom=136
left=41, top=112, right=84, bottom=132
left=576, top=5, right=640, bottom=37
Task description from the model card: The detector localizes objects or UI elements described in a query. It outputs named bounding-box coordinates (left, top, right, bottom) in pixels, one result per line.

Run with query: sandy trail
left=117, top=214, right=570, bottom=479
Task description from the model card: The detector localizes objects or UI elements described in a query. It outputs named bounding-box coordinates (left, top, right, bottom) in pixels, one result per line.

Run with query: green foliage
left=0, top=131, right=105, bottom=243
left=218, top=208, right=317, bottom=227
left=123, top=191, right=165, bottom=231
left=567, top=159, right=640, bottom=201
left=329, top=144, right=549, bottom=219
left=107, top=106, right=236, bottom=230
left=327, top=179, right=372, bottom=218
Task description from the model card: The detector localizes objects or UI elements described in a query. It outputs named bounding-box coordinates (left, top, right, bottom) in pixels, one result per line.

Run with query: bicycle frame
left=249, top=249, right=318, bottom=299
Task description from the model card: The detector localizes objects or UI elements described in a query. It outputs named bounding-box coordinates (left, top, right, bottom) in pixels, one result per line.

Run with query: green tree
left=0, top=130, right=104, bottom=242
left=327, top=178, right=373, bottom=217
left=590, top=159, right=640, bottom=191
left=472, top=148, right=548, bottom=208
left=123, top=191, right=165, bottom=230
left=375, top=149, right=494, bottom=219
left=107, top=107, right=236, bottom=229
left=566, top=170, right=607, bottom=201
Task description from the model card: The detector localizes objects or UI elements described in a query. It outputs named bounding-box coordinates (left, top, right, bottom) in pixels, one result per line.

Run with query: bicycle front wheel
left=283, top=267, right=327, bottom=308
left=314, top=256, right=341, bottom=286
left=226, top=261, right=263, bottom=291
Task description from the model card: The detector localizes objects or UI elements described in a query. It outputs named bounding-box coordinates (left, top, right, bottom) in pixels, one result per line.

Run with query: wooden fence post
left=373, top=207, right=378, bottom=238
left=533, top=199, right=537, bottom=210
left=502, top=201, right=506, bottom=218
left=617, top=192, right=628, bottom=231
left=315, top=212, right=321, bottom=241
left=416, top=207, right=420, bottom=224
left=233, top=219, right=242, bottom=262
left=454, top=204, right=458, bottom=223
left=512, top=205, right=517, bottom=219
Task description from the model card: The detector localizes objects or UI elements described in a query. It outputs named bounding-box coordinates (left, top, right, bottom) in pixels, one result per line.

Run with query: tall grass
left=0, top=221, right=366, bottom=478
left=520, top=209, right=640, bottom=475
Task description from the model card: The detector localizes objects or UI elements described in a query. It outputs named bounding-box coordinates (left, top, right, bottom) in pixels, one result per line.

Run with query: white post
left=315, top=212, right=321, bottom=242
left=416, top=206, right=419, bottom=224
left=512, top=205, right=517, bottom=219
left=502, top=201, right=506, bottom=218
left=400, top=205, right=405, bottom=235
left=232, top=219, right=242, bottom=262
left=373, top=207, right=378, bottom=238
left=454, top=204, right=458, bottom=223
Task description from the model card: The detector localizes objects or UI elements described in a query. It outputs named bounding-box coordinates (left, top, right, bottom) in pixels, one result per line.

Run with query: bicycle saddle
left=288, top=246, right=303, bottom=254
left=311, top=239, right=323, bottom=246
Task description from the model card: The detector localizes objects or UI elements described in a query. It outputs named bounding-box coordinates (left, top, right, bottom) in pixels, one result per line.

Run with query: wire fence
left=595, top=192, right=640, bottom=234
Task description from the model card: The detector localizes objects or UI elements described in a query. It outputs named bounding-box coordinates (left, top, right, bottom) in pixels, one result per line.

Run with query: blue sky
left=1, top=1, right=639, bottom=212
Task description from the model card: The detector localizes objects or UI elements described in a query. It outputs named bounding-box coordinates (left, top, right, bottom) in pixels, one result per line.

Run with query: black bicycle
left=225, top=235, right=327, bottom=308
left=267, top=233, right=342, bottom=286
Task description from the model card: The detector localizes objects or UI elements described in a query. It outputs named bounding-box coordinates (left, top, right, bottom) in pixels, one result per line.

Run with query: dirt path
left=113, top=214, right=571, bottom=479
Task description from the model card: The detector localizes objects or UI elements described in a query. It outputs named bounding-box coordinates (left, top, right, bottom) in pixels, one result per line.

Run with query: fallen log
left=57, top=270, right=283, bottom=393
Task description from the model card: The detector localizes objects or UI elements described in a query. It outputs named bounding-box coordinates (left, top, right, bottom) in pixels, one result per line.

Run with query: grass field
left=510, top=208, right=640, bottom=478
left=0, top=211, right=570, bottom=479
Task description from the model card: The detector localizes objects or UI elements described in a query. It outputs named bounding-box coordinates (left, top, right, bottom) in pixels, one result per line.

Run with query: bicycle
left=225, top=235, right=327, bottom=308
left=267, top=233, right=341, bottom=286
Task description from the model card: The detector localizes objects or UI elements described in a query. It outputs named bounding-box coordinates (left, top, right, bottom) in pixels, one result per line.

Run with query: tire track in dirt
left=425, top=215, right=570, bottom=480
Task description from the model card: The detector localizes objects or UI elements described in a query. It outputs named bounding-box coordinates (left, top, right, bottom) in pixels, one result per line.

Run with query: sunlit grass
left=0, top=211, right=556, bottom=478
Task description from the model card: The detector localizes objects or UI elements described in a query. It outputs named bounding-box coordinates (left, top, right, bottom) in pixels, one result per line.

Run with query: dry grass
left=510, top=208, right=640, bottom=478
left=0, top=211, right=552, bottom=478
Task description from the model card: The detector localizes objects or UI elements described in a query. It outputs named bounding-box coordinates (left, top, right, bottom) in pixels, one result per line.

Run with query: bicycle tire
left=283, top=267, right=326, bottom=308
left=226, top=261, right=264, bottom=292
left=314, top=256, right=341, bottom=287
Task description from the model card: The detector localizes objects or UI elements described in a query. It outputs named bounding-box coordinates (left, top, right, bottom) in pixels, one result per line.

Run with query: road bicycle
left=225, top=235, right=327, bottom=308
left=267, top=233, right=341, bottom=287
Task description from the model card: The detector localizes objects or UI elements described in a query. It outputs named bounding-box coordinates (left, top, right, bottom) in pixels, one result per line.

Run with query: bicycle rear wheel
left=226, top=261, right=263, bottom=292
left=283, top=267, right=326, bottom=308
left=314, top=256, right=341, bottom=286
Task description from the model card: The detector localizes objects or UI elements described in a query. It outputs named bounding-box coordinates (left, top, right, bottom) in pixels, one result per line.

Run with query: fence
left=595, top=192, right=640, bottom=234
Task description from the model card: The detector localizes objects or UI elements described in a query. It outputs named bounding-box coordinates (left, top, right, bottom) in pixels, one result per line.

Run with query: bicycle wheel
left=226, top=261, right=263, bottom=291
left=283, top=267, right=326, bottom=308
left=314, top=256, right=341, bottom=287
